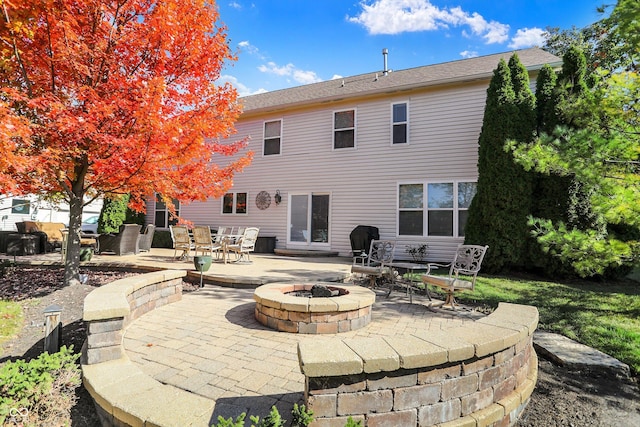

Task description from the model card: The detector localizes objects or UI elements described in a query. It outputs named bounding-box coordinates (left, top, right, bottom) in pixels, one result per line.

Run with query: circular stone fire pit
left=253, top=283, right=376, bottom=334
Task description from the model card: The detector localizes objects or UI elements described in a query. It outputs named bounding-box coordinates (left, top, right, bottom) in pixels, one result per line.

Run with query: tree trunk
left=64, top=193, right=84, bottom=286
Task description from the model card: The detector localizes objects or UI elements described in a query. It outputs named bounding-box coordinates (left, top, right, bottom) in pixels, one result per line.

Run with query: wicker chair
left=137, top=224, right=155, bottom=252
left=421, top=244, right=488, bottom=310
left=170, top=225, right=193, bottom=260
left=98, top=224, right=142, bottom=256
left=350, top=240, right=396, bottom=288
left=193, top=225, right=220, bottom=256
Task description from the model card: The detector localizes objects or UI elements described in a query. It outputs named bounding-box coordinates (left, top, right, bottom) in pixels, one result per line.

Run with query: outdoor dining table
left=219, top=234, right=243, bottom=264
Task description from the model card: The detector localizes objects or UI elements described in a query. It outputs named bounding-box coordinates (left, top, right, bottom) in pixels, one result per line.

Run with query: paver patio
left=6, top=248, right=484, bottom=423
left=122, top=277, right=482, bottom=422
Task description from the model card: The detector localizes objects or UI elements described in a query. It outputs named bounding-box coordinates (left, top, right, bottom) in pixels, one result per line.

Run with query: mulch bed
left=0, top=266, right=199, bottom=427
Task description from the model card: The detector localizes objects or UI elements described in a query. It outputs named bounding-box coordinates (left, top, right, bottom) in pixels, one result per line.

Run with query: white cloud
left=293, top=69, right=322, bottom=85
left=218, top=75, right=267, bottom=97
left=348, top=0, right=509, bottom=44
left=331, top=74, right=343, bottom=80
left=460, top=50, right=478, bottom=58
left=258, top=62, right=293, bottom=76
left=258, top=61, right=323, bottom=84
left=229, top=2, right=242, bottom=10
left=508, top=27, right=547, bottom=49
left=237, top=40, right=261, bottom=57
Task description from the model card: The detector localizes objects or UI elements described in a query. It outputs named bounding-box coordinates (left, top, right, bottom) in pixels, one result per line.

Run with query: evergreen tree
left=508, top=54, right=537, bottom=142
left=554, top=46, right=606, bottom=235
left=529, top=64, right=571, bottom=274
left=98, top=195, right=130, bottom=234
left=509, top=17, right=639, bottom=277
left=464, top=56, right=535, bottom=273
left=535, top=65, right=559, bottom=134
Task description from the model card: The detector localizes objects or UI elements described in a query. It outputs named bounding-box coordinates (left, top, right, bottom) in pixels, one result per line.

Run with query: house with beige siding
left=146, top=47, right=561, bottom=261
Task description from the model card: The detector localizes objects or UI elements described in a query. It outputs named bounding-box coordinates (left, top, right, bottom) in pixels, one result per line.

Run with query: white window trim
left=154, top=194, right=180, bottom=229
left=332, top=108, right=357, bottom=150
left=221, top=191, right=249, bottom=215
left=263, top=118, right=283, bottom=157
left=391, top=101, right=409, bottom=145
left=397, top=180, right=476, bottom=238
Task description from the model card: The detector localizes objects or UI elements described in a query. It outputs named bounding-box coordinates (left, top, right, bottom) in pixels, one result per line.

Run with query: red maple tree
left=0, top=0, right=252, bottom=284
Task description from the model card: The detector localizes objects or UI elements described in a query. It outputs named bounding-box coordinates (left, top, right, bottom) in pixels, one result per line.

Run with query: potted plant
left=405, top=243, right=428, bottom=263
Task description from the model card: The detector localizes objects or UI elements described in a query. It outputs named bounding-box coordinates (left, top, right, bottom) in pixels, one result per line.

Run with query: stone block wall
left=83, top=270, right=186, bottom=365
left=253, top=283, right=376, bottom=334
left=81, top=270, right=216, bottom=427
left=298, top=302, right=539, bottom=427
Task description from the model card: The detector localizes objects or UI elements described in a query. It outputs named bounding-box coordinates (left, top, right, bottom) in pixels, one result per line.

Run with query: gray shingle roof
left=240, top=47, right=561, bottom=115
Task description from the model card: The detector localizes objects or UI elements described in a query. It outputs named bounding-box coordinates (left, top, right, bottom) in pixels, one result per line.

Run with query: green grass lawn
left=437, top=274, right=640, bottom=375
left=0, top=300, right=23, bottom=347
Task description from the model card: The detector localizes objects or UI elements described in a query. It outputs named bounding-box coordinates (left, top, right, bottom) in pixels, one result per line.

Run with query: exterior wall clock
left=255, top=191, right=271, bottom=210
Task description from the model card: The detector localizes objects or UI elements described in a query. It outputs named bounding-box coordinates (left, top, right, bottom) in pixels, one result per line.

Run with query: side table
left=388, top=262, right=434, bottom=303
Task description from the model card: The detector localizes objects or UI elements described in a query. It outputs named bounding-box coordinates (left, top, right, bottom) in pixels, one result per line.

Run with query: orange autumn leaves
left=0, top=0, right=251, bottom=207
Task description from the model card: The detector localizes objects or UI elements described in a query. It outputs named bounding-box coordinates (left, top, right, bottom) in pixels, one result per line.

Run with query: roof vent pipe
left=382, top=48, right=389, bottom=76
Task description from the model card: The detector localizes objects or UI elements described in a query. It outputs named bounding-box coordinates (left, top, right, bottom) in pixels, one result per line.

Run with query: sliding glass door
left=289, top=193, right=330, bottom=246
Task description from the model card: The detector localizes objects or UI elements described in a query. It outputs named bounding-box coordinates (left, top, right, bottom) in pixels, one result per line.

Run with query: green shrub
left=0, top=346, right=81, bottom=426
left=291, top=403, right=313, bottom=427
left=344, top=417, right=364, bottom=427
left=214, top=413, right=245, bottom=427
left=213, top=403, right=313, bottom=427
left=250, top=405, right=284, bottom=427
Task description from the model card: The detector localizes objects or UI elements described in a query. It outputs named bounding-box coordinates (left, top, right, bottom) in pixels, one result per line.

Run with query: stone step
left=533, top=331, right=631, bottom=379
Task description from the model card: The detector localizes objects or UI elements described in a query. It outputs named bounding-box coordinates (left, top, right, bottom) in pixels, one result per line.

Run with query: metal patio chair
left=421, top=244, right=488, bottom=310
left=350, top=239, right=396, bottom=289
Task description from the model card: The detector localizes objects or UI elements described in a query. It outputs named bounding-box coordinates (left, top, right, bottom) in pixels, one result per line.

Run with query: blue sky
left=216, top=0, right=606, bottom=96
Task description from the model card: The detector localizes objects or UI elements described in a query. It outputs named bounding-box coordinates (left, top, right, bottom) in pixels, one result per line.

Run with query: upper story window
left=334, top=109, right=355, bottom=149
left=223, top=192, right=247, bottom=214
left=392, top=102, right=408, bottom=144
left=398, top=181, right=476, bottom=237
left=155, top=195, right=179, bottom=228
left=264, top=120, right=282, bottom=156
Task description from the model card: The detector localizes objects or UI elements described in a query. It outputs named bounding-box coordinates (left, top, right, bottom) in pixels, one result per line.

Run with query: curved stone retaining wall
left=297, top=302, right=539, bottom=427
left=81, top=270, right=217, bottom=426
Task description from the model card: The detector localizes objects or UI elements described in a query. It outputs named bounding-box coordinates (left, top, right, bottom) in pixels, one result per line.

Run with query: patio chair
left=98, top=224, right=142, bottom=256
left=350, top=239, right=396, bottom=289
left=192, top=225, right=219, bottom=257
left=138, top=224, right=155, bottom=252
left=226, top=227, right=259, bottom=262
left=421, top=244, right=488, bottom=310
left=170, top=225, right=193, bottom=260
